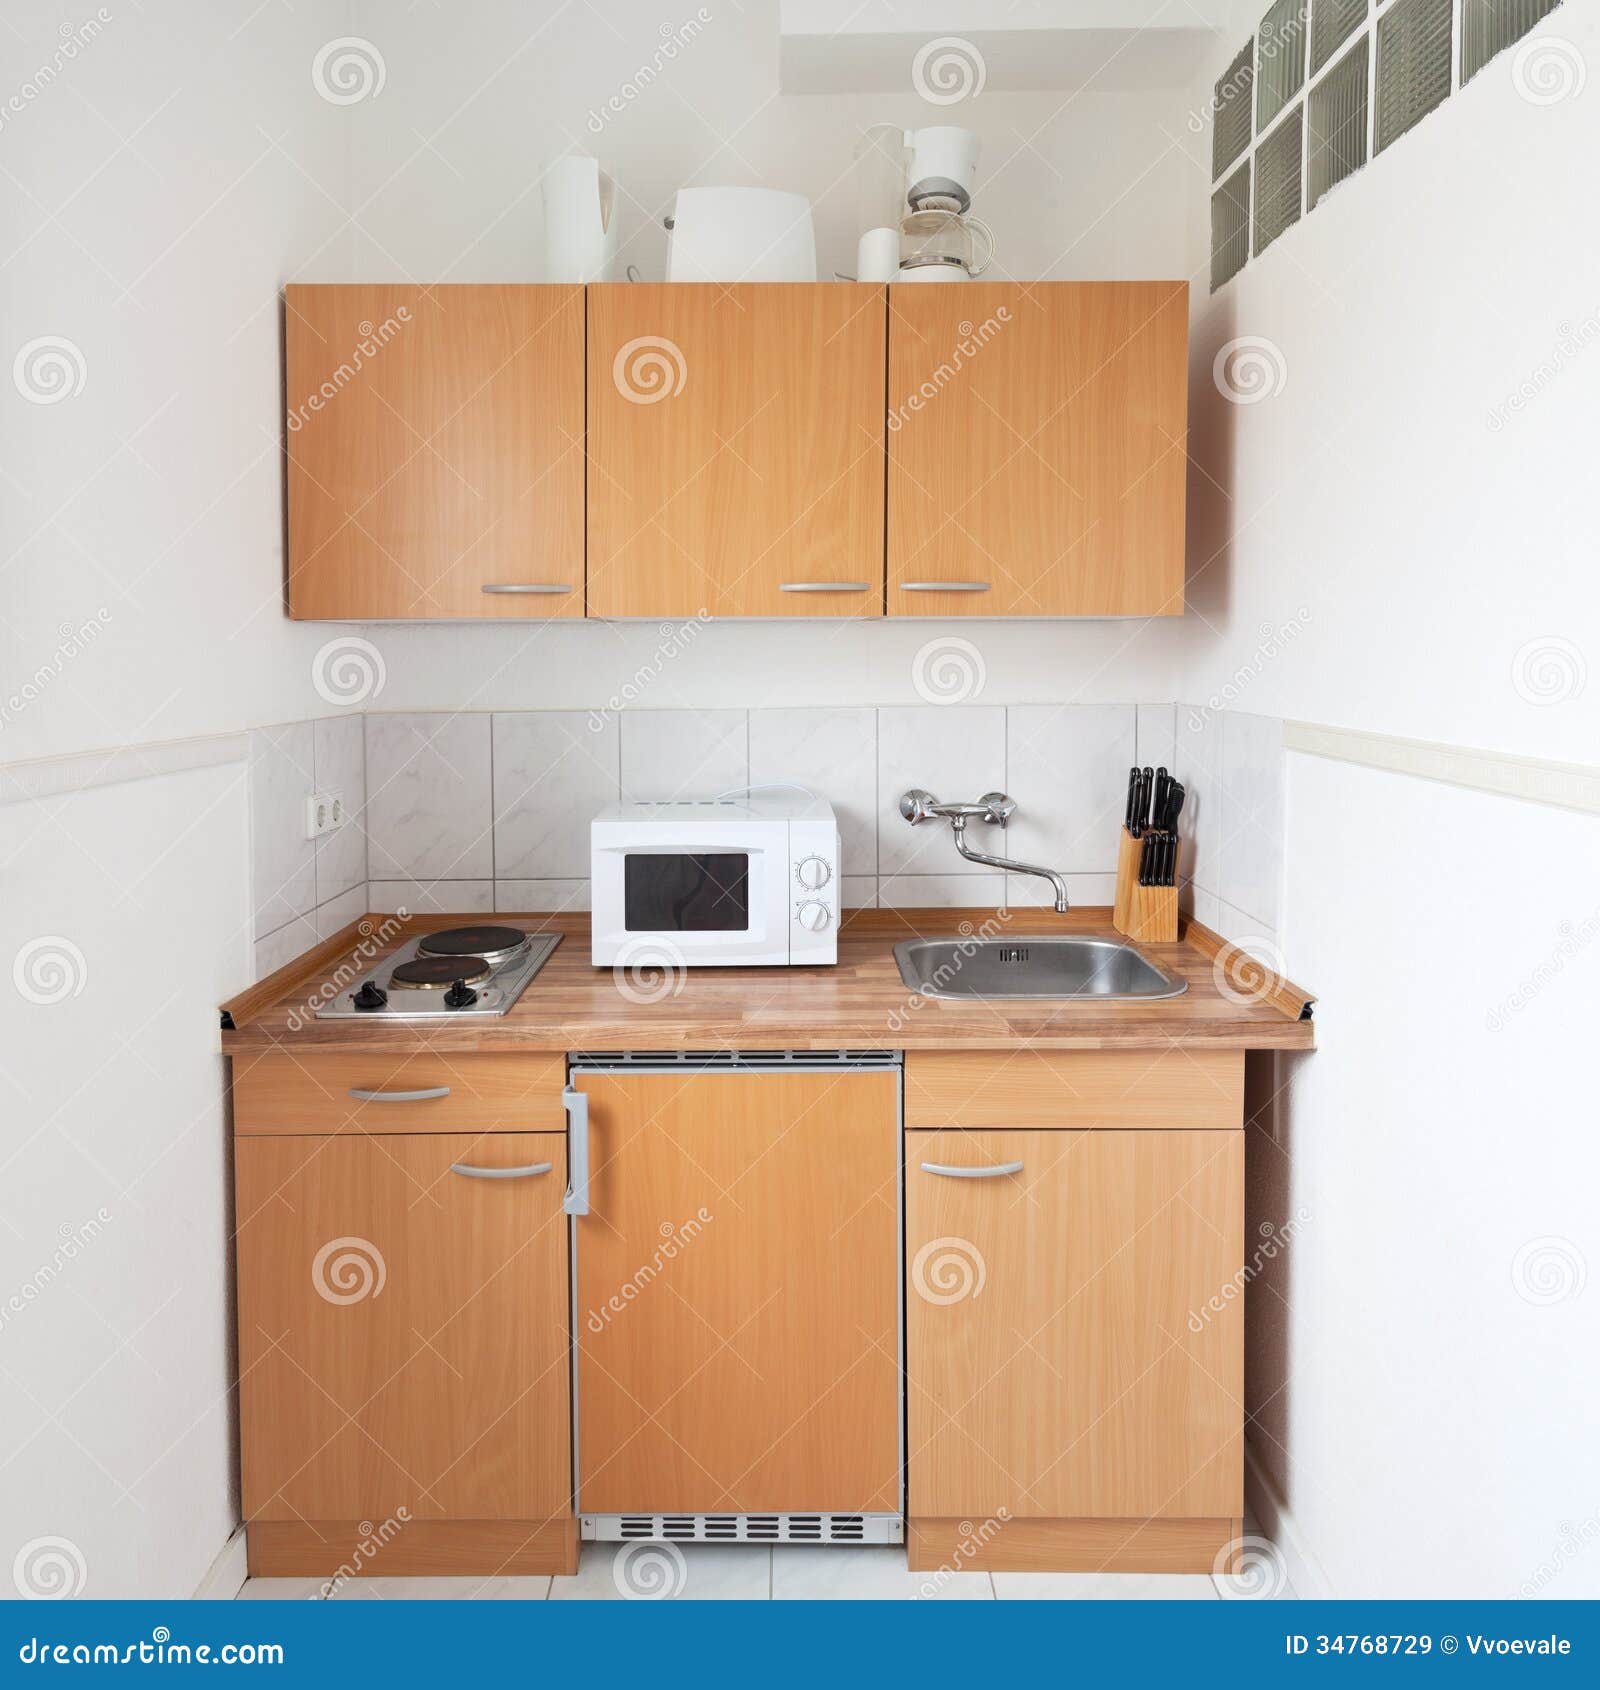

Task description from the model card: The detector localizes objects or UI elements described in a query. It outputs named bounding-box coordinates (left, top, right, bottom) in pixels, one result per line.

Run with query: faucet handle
left=898, top=788, right=940, bottom=825
left=979, top=791, right=1016, bottom=825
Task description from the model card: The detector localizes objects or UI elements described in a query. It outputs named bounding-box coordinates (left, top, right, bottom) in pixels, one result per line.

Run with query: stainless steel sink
left=893, top=935, right=1188, bottom=1001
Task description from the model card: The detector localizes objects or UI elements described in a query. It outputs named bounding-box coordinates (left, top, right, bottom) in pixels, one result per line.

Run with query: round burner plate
left=389, top=954, right=492, bottom=990
left=417, top=925, right=529, bottom=967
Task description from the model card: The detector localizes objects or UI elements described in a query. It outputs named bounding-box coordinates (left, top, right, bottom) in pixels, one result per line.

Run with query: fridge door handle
left=563, top=1087, right=590, bottom=1216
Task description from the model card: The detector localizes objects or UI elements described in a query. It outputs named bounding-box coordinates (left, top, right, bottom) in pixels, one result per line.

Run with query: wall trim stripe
left=0, top=732, right=250, bottom=806
left=1285, top=720, right=1600, bottom=815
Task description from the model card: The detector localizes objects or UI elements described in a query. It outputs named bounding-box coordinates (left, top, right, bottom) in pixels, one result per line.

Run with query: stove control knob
left=443, top=979, right=479, bottom=1010
left=353, top=981, right=388, bottom=1012
left=795, top=855, right=832, bottom=890
left=796, top=900, right=831, bottom=932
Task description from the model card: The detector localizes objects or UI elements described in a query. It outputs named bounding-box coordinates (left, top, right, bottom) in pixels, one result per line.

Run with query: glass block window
left=1376, top=0, right=1454, bottom=154
left=1461, top=0, right=1562, bottom=83
left=1254, top=106, right=1304, bottom=256
left=1211, top=162, right=1252, bottom=291
left=1308, top=38, right=1369, bottom=207
left=1213, top=40, right=1255, bottom=178
left=1257, top=1, right=1309, bottom=131
left=1311, top=0, right=1368, bottom=74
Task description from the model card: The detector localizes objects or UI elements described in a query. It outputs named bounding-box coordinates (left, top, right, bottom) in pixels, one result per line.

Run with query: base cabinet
left=906, top=1126, right=1244, bottom=1570
left=235, top=1129, right=574, bottom=1573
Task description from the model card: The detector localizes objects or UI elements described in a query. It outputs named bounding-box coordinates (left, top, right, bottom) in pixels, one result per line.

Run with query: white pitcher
left=542, top=156, right=620, bottom=283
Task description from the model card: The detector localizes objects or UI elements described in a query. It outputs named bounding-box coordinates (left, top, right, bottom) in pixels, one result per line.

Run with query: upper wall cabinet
left=886, top=282, right=1188, bottom=617
left=587, top=284, right=886, bottom=620
left=285, top=284, right=584, bottom=619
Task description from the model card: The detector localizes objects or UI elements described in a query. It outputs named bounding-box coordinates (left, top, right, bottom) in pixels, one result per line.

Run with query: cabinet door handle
left=562, top=1087, right=590, bottom=1217
left=920, top=1160, right=1024, bottom=1179
left=779, top=581, right=873, bottom=593
left=347, top=1086, right=451, bottom=1103
left=899, top=581, right=991, bottom=593
left=481, top=583, right=573, bottom=595
left=449, top=1161, right=553, bottom=1180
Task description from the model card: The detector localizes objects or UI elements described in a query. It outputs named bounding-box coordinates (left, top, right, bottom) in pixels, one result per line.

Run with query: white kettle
left=542, top=156, right=620, bottom=283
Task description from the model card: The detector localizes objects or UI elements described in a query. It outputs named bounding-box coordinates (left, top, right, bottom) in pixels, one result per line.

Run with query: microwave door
left=593, top=842, right=787, bottom=965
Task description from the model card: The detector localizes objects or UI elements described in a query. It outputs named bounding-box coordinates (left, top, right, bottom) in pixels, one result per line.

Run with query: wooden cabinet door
left=236, top=1132, right=570, bottom=1522
left=587, top=284, right=887, bottom=619
left=907, top=1129, right=1242, bottom=1521
left=572, top=1068, right=900, bottom=1513
left=887, top=282, right=1188, bottom=616
left=286, top=284, right=584, bottom=619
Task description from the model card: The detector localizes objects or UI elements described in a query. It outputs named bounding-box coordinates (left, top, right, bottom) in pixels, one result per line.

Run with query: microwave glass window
left=624, top=853, right=750, bottom=932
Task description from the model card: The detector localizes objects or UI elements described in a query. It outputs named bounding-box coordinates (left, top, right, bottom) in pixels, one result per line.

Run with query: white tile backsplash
left=620, top=709, right=746, bottom=800
left=313, top=715, right=367, bottom=903
left=1004, top=704, right=1136, bottom=873
left=748, top=706, right=877, bottom=879
left=1136, top=701, right=1177, bottom=772
left=1177, top=703, right=1225, bottom=905
left=1220, top=710, right=1285, bottom=931
left=365, top=714, right=493, bottom=880
left=494, top=711, right=619, bottom=878
left=877, top=871, right=1005, bottom=909
left=877, top=705, right=1006, bottom=875
left=369, top=879, right=494, bottom=915
left=249, top=722, right=316, bottom=938
left=495, top=879, right=590, bottom=912
left=314, top=884, right=369, bottom=940
left=253, top=913, right=317, bottom=981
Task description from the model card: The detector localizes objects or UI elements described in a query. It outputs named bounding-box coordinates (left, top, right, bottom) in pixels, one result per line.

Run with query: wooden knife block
left=1113, top=826, right=1178, bottom=944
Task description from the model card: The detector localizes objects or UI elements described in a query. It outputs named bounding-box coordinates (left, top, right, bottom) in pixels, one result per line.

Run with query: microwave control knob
left=796, top=900, right=831, bottom=932
left=795, top=855, right=832, bottom=890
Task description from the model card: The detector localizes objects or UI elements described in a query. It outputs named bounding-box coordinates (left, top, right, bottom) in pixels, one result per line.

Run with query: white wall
left=1184, top=2, right=1600, bottom=1598
left=0, top=0, right=360, bottom=1597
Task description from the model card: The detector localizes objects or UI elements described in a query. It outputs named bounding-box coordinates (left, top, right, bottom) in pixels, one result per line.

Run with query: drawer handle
left=779, top=581, right=873, bottom=593
left=899, top=581, right=990, bottom=593
left=481, top=583, right=573, bottom=595
left=920, top=1160, right=1024, bottom=1179
left=450, top=1161, right=553, bottom=1180
left=347, top=1086, right=451, bottom=1103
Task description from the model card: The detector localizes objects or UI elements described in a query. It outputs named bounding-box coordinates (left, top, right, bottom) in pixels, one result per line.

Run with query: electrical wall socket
left=303, top=792, right=346, bottom=840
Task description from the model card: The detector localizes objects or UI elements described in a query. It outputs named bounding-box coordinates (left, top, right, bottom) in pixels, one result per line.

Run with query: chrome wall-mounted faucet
left=897, top=789, right=1071, bottom=913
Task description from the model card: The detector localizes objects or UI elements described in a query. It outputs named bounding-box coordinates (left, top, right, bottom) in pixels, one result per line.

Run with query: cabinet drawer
left=233, top=1052, right=566, bottom=1135
left=905, top=1049, right=1242, bottom=1131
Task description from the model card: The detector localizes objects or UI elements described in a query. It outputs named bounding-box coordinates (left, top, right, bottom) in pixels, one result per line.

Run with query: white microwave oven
left=590, top=796, right=839, bottom=967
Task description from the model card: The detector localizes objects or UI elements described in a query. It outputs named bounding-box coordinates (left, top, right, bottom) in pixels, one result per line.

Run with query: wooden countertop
left=221, top=908, right=1316, bottom=1055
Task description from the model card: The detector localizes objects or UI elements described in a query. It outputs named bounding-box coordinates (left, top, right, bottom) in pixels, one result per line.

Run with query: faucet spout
left=948, top=814, right=1071, bottom=913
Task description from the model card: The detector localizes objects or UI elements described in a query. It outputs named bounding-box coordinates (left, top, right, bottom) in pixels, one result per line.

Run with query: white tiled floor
left=236, top=1545, right=1296, bottom=1600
